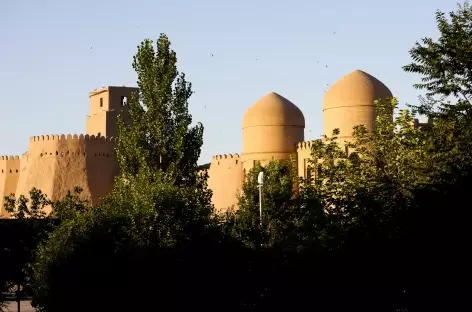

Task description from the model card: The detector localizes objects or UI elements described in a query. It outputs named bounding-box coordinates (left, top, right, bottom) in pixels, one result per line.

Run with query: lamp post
left=257, top=171, right=264, bottom=226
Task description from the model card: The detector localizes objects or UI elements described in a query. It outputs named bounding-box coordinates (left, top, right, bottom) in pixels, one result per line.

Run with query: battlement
left=27, top=134, right=118, bottom=158
left=296, top=140, right=314, bottom=152
left=0, top=155, right=20, bottom=175
left=29, top=134, right=117, bottom=143
left=0, top=155, right=20, bottom=160
left=211, top=153, right=240, bottom=165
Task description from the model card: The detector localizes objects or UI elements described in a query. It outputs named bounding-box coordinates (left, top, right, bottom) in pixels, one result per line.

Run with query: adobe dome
left=323, top=70, right=392, bottom=111
left=322, top=70, right=393, bottom=142
left=241, top=92, right=305, bottom=171
left=243, top=92, right=305, bottom=129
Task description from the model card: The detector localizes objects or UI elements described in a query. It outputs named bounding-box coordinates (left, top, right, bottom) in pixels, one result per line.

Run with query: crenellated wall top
left=0, top=155, right=20, bottom=160
left=210, top=153, right=241, bottom=167
left=29, top=134, right=117, bottom=143
left=296, top=140, right=315, bottom=151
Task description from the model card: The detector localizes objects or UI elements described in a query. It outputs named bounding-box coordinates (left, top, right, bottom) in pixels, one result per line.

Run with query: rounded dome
left=243, top=92, right=305, bottom=129
left=323, top=70, right=392, bottom=111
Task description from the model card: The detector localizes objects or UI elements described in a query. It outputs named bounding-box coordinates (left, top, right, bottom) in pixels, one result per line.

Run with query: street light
left=257, top=171, right=264, bottom=226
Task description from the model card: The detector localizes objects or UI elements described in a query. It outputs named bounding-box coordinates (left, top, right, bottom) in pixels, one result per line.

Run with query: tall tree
left=107, top=33, right=213, bottom=246
left=29, top=35, right=224, bottom=312
left=402, top=1, right=472, bottom=195
left=115, top=33, right=204, bottom=188
left=403, top=1, right=472, bottom=115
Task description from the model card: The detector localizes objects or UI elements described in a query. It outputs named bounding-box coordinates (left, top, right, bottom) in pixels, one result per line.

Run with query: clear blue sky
left=0, top=0, right=453, bottom=163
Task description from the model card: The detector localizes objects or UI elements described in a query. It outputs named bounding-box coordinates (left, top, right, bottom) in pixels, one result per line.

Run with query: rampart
left=296, top=141, right=315, bottom=179
left=28, top=134, right=117, bottom=157
left=211, top=153, right=240, bottom=165
left=296, top=141, right=314, bottom=152
left=16, top=134, right=119, bottom=213
left=207, top=153, right=242, bottom=212
left=0, top=155, right=21, bottom=217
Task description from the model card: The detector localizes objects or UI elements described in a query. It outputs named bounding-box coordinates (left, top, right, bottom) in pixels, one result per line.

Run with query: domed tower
left=323, top=70, right=392, bottom=143
left=242, top=92, right=305, bottom=172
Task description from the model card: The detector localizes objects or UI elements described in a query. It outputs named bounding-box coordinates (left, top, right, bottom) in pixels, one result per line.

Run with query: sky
left=0, top=0, right=454, bottom=164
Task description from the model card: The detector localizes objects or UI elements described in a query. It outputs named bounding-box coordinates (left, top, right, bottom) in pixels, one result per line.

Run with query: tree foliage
left=29, top=34, right=223, bottom=312
left=403, top=1, right=472, bottom=114
left=401, top=4, right=472, bottom=289
left=309, top=99, right=430, bottom=228
left=106, top=33, right=214, bottom=247
left=0, top=187, right=84, bottom=312
left=230, top=160, right=324, bottom=252
left=4, top=187, right=90, bottom=221
left=306, top=96, right=472, bottom=288
left=115, top=33, right=204, bottom=188
left=0, top=219, right=53, bottom=312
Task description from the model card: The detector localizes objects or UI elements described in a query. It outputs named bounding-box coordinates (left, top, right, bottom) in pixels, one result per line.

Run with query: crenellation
left=30, top=133, right=116, bottom=143
left=296, top=141, right=314, bottom=152
left=0, top=155, right=20, bottom=161
left=211, top=153, right=240, bottom=164
left=27, top=133, right=117, bottom=161
left=0, top=155, right=20, bottom=165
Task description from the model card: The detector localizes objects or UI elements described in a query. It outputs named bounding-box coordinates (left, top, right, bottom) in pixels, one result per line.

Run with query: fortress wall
left=16, top=134, right=118, bottom=213
left=242, top=151, right=298, bottom=173
left=0, top=156, right=20, bottom=217
left=297, top=141, right=314, bottom=179
left=207, top=153, right=242, bottom=212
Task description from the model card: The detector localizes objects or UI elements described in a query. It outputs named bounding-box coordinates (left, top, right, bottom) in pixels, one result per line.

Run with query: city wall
left=15, top=134, right=119, bottom=214
left=296, top=141, right=313, bottom=179
left=0, top=156, right=21, bottom=217
left=207, top=153, right=242, bottom=212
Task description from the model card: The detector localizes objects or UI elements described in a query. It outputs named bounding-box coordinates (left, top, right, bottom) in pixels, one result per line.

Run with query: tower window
left=100, top=98, right=103, bottom=107
left=121, top=96, right=127, bottom=106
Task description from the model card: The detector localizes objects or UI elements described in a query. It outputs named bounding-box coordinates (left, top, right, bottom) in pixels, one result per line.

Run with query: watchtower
left=86, top=86, right=139, bottom=138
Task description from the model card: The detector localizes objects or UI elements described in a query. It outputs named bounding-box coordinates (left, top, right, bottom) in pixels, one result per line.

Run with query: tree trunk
left=16, top=282, right=20, bottom=312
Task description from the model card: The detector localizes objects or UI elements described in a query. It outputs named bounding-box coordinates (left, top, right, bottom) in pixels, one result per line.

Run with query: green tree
left=401, top=3, right=472, bottom=294
left=231, top=160, right=324, bottom=251
left=115, top=33, right=204, bottom=188
left=307, top=96, right=472, bottom=290
left=2, top=189, right=51, bottom=312
left=225, top=160, right=342, bottom=311
left=107, top=33, right=214, bottom=246
left=1, top=189, right=99, bottom=311
left=309, top=98, right=431, bottom=230
left=403, top=1, right=472, bottom=115
left=29, top=34, right=233, bottom=312
left=402, top=1, right=472, bottom=200
left=1, top=187, right=86, bottom=312
left=4, top=187, right=90, bottom=221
